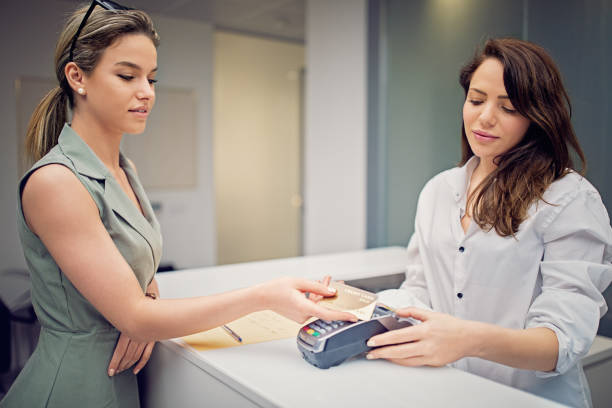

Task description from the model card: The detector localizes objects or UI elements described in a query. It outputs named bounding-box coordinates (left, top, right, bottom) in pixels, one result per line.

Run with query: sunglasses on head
left=69, top=0, right=134, bottom=62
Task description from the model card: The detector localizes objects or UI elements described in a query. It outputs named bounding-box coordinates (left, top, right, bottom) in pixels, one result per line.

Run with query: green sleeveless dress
left=1, top=124, right=162, bottom=407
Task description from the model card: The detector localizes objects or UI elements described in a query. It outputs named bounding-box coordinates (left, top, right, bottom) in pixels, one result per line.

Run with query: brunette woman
left=368, top=38, right=612, bottom=408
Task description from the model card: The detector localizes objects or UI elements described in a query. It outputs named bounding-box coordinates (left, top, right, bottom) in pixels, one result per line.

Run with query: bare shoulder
left=23, top=164, right=88, bottom=203
left=22, top=164, right=98, bottom=234
left=24, top=163, right=77, bottom=186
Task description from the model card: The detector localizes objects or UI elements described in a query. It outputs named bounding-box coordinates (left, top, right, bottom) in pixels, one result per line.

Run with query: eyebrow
left=114, top=61, right=158, bottom=73
left=469, top=87, right=509, bottom=99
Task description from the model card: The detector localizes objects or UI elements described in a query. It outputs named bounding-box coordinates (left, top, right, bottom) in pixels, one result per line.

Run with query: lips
left=128, top=106, right=149, bottom=119
left=472, top=130, right=499, bottom=142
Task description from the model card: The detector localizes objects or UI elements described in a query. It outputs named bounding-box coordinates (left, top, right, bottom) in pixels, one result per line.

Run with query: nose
left=136, top=77, right=155, bottom=100
left=478, top=102, right=496, bottom=128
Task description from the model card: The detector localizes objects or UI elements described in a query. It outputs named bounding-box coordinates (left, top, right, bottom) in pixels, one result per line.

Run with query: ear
left=65, top=62, right=86, bottom=94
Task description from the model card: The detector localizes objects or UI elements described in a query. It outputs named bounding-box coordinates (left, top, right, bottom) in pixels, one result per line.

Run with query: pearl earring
left=77, top=88, right=85, bottom=95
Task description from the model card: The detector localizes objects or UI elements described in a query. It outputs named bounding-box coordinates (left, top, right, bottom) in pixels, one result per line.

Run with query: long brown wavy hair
left=459, top=38, right=586, bottom=237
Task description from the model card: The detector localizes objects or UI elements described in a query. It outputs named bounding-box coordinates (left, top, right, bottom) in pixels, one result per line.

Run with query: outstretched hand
left=365, top=307, right=472, bottom=367
left=306, top=275, right=333, bottom=302
left=260, top=277, right=358, bottom=324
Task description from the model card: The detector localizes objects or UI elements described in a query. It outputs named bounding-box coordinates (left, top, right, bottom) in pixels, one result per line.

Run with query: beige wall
left=213, top=31, right=304, bottom=264
left=304, top=0, right=368, bottom=255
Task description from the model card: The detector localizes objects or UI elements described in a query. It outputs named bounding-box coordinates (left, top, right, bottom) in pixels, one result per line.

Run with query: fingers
left=109, top=334, right=151, bottom=376
left=395, top=307, right=432, bottom=321
left=117, top=339, right=143, bottom=373
left=108, top=334, right=130, bottom=376
left=297, top=279, right=337, bottom=298
left=367, top=342, right=422, bottom=361
left=131, top=342, right=147, bottom=370
left=307, top=276, right=332, bottom=302
left=307, top=303, right=358, bottom=322
left=368, top=325, right=422, bottom=347
left=133, top=341, right=156, bottom=375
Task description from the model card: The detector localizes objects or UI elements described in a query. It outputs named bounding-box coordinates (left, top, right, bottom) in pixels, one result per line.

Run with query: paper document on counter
left=181, top=282, right=378, bottom=351
left=181, top=310, right=302, bottom=351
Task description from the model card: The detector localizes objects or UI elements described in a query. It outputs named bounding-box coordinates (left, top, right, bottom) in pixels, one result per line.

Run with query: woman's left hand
left=108, top=333, right=156, bottom=376
left=108, top=280, right=159, bottom=376
left=366, top=307, right=473, bottom=367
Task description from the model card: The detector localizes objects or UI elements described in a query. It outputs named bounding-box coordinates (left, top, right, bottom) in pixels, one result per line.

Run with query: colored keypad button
left=312, top=331, right=320, bottom=337
left=307, top=329, right=315, bottom=335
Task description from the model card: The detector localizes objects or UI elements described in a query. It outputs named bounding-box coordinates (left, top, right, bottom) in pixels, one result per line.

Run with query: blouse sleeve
left=525, top=187, right=612, bottom=377
left=377, top=229, right=432, bottom=310
left=399, top=228, right=432, bottom=307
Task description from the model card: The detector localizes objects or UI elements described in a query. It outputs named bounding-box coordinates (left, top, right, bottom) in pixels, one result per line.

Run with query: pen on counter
left=222, top=325, right=243, bottom=343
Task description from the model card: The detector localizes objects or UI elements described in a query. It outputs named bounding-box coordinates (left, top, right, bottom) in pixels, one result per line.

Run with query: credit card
left=319, top=281, right=378, bottom=321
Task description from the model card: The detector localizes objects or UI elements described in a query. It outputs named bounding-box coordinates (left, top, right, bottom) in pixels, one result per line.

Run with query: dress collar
left=57, top=123, right=161, bottom=269
left=57, top=123, right=110, bottom=181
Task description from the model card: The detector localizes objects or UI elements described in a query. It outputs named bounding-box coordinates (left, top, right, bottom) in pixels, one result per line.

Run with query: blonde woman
left=0, top=2, right=355, bottom=407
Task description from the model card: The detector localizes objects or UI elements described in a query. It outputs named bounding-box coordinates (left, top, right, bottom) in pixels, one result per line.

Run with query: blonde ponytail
left=25, top=86, right=68, bottom=164
left=23, top=5, right=159, bottom=166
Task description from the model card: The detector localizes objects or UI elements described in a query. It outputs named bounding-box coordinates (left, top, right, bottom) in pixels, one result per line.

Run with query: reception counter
left=139, top=247, right=566, bottom=408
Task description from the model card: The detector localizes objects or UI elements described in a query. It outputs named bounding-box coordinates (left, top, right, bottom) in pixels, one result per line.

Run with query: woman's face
left=462, top=58, right=530, bottom=166
left=80, top=33, right=157, bottom=135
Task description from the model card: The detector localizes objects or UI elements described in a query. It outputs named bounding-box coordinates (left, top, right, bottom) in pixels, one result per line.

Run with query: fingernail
left=366, top=353, right=375, bottom=360
left=327, top=287, right=336, bottom=293
left=133, top=369, right=140, bottom=375
left=367, top=339, right=375, bottom=347
left=108, top=369, right=115, bottom=377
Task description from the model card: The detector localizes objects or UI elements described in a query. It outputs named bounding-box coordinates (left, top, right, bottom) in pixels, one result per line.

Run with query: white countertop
left=156, top=246, right=412, bottom=299
left=146, top=247, right=565, bottom=408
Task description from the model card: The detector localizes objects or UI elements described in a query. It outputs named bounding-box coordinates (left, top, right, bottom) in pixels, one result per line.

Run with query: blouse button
left=457, top=292, right=464, bottom=299
left=458, top=246, right=465, bottom=253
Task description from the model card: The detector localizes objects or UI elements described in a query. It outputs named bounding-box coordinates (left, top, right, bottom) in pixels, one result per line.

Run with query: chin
left=125, top=125, right=148, bottom=135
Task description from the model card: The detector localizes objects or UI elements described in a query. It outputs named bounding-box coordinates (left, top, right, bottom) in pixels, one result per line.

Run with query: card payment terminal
left=296, top=305, right=414, bottom=369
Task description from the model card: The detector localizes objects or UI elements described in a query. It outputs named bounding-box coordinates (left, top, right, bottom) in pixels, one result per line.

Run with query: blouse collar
left=447, top=155, right=480, bottom=204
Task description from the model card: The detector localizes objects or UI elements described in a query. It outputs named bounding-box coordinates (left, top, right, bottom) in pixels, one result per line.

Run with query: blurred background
left=0, top=0, right=611, bottom=403
left=0, top=0, right=610, bottom=343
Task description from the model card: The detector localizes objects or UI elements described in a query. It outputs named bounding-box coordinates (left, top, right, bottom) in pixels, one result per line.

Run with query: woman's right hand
left=255, top=277, right=358, bottom=324
left=307, top=275, right=344, bottom=302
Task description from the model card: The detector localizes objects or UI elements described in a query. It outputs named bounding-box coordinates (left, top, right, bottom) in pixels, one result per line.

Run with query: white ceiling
left=59, top=0, right=305, bottom=43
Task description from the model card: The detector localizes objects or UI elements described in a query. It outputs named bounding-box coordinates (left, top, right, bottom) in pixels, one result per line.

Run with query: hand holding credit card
left=318, top=281, right=378, bottom=321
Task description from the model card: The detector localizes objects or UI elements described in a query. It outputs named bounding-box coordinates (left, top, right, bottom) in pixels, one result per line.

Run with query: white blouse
left=383, top=157, right=612, bottom=408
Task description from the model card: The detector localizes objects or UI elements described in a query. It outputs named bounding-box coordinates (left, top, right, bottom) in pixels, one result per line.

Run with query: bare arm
left=22, top=165, right=355, bottom=343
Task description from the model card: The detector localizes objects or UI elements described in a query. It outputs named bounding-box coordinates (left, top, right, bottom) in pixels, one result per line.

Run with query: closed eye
left=118, top=74, right=134, bottom=81
left=469, top=99, right=483, bottom=106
